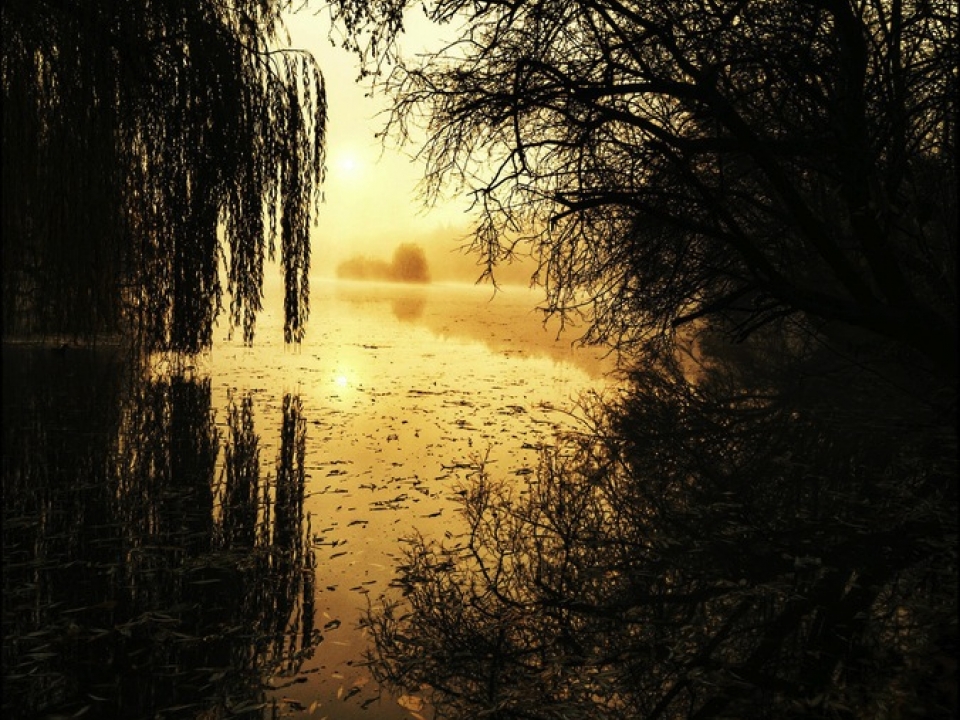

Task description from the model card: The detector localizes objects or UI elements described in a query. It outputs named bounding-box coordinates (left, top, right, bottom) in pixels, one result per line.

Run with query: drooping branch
left=362, top=0, right=955, bottom=374
left=1, top=0, right=326, bottom=353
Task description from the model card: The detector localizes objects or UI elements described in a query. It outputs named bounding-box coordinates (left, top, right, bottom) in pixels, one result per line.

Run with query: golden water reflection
left=3, top=280, right=614, bottom=719
left=207, top=280, right=615, bottom=717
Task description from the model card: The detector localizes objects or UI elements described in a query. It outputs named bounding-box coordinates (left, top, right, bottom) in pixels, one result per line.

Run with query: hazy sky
left=281, top=8, right=479, bottom=279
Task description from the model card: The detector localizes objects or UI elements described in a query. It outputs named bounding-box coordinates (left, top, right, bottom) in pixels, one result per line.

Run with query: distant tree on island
left=389, top=243, right=431, bottom=283
left=2, top=1, right=325, bottom=351
left=336, top=242, right=431, bottom=283
left=335, top=256, right=393, bottom=281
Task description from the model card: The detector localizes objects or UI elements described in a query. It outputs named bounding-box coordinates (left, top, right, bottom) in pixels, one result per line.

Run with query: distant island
left=336, top=243, right=431, bottom=283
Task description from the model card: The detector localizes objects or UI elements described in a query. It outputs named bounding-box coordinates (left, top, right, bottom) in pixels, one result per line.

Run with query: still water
left=2, top=279, right=612, bottom=719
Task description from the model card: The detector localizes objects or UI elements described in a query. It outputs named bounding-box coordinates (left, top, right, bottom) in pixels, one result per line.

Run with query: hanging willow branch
left=1, top=0, right=325, bottom=352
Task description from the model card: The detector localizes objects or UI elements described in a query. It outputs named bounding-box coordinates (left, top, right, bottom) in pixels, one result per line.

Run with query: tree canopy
left=345, top=0, right=957, bottom=378
left=2, top=0, right=325, bottom=352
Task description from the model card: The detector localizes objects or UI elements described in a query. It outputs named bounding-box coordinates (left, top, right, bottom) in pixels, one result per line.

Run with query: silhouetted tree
left=363, top=332, right=958, bottom=719
left=339, top=7, right=958, bottom=715
left=2, top=0, right=325, bottom=351
left=336, top=0, right=957, bottom=378
left=390, top=243, right=431, bottom=282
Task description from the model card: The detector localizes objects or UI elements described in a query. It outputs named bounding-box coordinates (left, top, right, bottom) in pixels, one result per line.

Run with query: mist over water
left=335, top=243, right=432, bottom=284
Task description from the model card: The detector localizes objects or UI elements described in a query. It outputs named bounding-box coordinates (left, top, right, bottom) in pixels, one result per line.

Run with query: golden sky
left=281, top=8, right=477, bottom=279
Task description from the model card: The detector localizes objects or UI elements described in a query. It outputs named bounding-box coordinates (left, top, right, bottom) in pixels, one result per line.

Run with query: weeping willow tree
left=2, top=0, right=325, bottom=352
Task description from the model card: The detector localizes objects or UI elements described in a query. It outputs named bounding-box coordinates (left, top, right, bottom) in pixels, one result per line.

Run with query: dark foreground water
left=2, top=280, right=612, bottom=719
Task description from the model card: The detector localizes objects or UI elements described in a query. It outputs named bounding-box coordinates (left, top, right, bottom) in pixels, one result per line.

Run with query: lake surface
left=3, top=279, right=613, bottom=719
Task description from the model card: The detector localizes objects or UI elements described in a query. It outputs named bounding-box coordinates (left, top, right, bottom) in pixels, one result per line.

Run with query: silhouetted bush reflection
left=2, top=346, right=319, bottom=718
left=362, top=336, right=957, bottom=719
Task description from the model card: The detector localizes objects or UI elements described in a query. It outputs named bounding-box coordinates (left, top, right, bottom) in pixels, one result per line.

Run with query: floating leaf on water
left=397, top=694, right=424, bottom=712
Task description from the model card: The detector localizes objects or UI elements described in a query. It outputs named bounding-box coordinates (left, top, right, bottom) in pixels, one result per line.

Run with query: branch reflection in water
left=2, top=345, right=319, bottom=719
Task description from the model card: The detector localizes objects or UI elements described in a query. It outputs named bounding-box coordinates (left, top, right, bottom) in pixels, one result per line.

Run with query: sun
left=334, top=152, right=362, bottom=178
